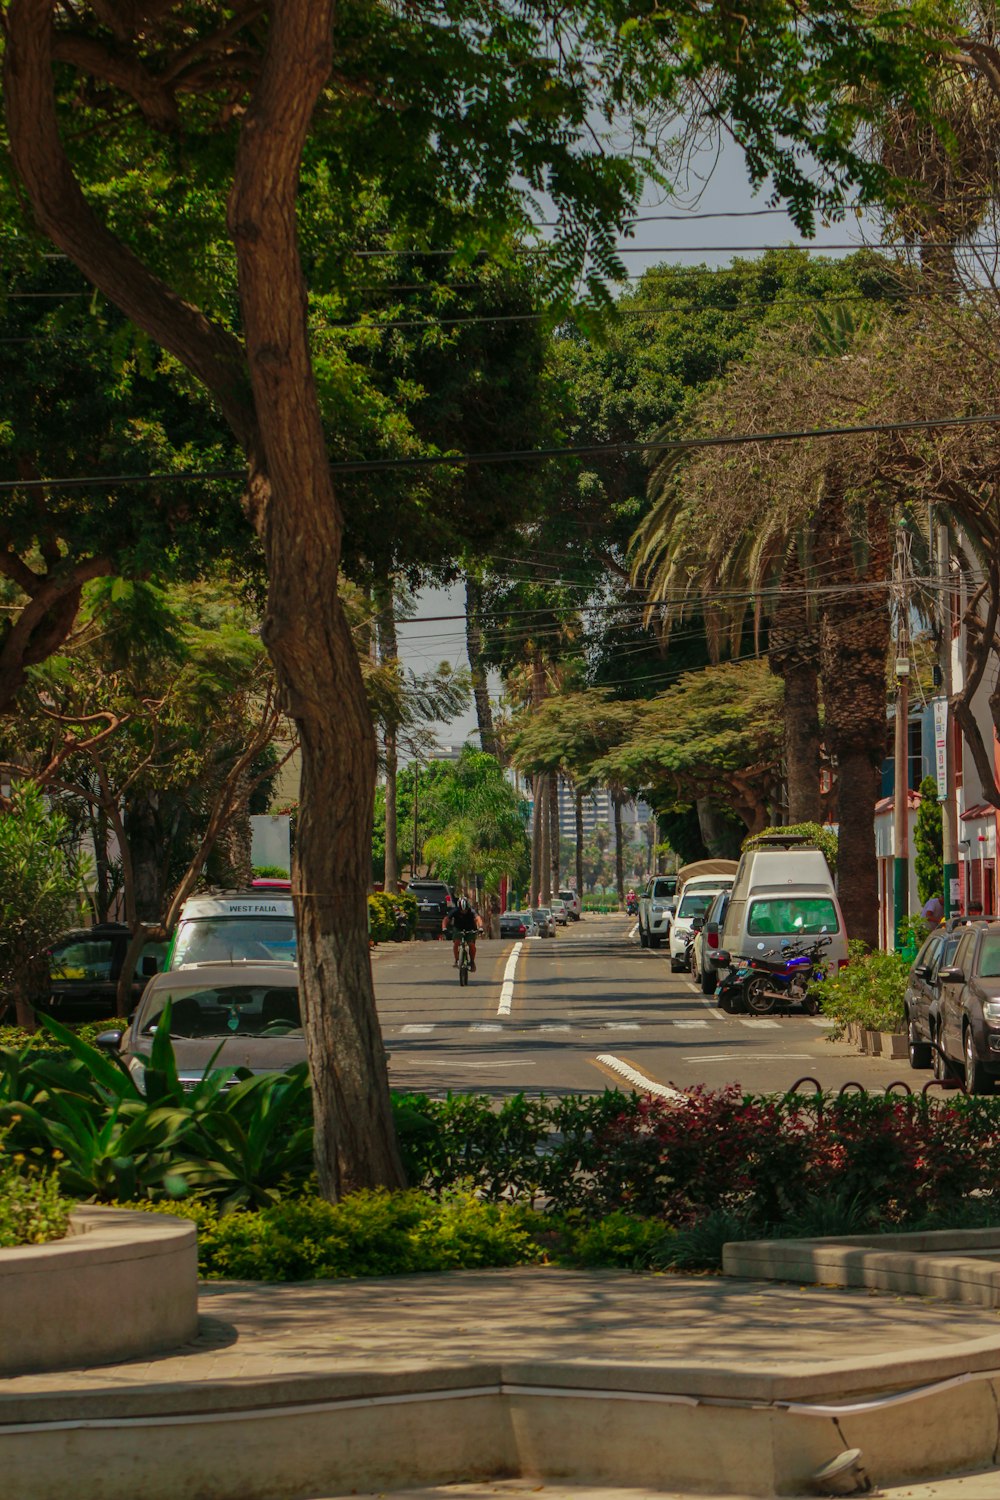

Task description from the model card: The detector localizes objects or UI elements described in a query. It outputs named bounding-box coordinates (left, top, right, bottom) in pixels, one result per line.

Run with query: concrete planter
left=0, top=1205, right=197, bottom=1376
left=864, top=1028, right=882, bottom=1056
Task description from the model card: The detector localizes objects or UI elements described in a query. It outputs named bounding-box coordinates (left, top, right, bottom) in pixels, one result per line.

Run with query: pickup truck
left=636, top=876, right=678, bottom=949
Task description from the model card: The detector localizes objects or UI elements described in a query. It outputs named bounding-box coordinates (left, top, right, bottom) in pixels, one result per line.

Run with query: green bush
left=812, top=941, right=909, bottom=1035
left=252, top=865, right=290, bottom=879
left=137, top=1189, right=547, bottom=1280
left=742, top=822, right=838, bottom=874
left=368, top=891, right=417, bottom=941
left=558, top=1209, right=671, bottom=1268
left=0, top=1126, right=72, bottom=1247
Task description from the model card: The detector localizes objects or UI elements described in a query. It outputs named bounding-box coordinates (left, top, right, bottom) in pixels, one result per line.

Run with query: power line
left=5, top=409, right=1000, bottom=491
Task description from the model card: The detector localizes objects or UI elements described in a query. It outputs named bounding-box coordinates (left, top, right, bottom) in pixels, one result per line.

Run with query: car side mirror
left=939, top=966, right=965, bottom=983
left=94, top=1029, right=123, bottom=1053
left=711, top=950, right=731, bottom=968
left=140, top=955, right=159, bottom=978
left=665, top=904, right=676, bottom=918
left=913, top=964, right=930, bottom=981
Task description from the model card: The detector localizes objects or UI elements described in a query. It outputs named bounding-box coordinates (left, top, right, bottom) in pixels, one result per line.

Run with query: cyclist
left=443, top=896, right=481, bottom=971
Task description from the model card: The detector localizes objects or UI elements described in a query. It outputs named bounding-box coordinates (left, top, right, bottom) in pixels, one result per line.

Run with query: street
left=376, top=913, right=909, bottom=1098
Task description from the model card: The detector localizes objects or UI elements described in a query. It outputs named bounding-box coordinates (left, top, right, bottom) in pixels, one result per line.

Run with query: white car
left=558, top=888, right=582, bottom=920
left=669, top=881, right=733, bottom=972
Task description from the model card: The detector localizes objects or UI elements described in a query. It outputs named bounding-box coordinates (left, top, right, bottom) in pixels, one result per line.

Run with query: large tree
left=1, top=0, right=949, bottom=1195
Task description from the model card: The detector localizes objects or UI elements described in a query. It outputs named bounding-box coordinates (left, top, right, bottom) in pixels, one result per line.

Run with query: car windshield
left=677, top=892, right=715, bottom=919
left=172, top=917, right=297, bottom=966
left=141, top=984, right=301, bottom=1038
left=747, top=897, right=838, bottom=937
left=50, top=938, right=115, bottom=981
left=980, top=934, right=1000, bottom=978
left=651, top=881, right=676, bottom=899
left=534, top=909, right=550, bottom=919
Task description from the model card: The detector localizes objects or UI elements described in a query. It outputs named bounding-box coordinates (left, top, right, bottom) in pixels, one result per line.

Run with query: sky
left=396, top=137, right=882, bottom=754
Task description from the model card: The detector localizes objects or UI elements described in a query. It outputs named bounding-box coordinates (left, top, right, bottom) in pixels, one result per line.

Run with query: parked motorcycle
left=626, top=892, right=639, bottom=917
left=712, top=936, right=831, bottom=1015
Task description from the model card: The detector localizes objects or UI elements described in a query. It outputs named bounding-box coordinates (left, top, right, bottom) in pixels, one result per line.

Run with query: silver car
left=550, top=898, right=569, bottom=926
left=533, top=908, right=557, bottom=938
left=99, top=961, right=304, bottom=1092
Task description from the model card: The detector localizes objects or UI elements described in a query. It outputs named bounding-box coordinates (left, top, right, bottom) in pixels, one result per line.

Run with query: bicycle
left=456, top=931, right=473, bottom=986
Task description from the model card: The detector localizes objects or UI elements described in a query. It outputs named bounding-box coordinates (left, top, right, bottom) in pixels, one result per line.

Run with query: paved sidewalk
left=325, top=1478, right=1000, bottom=1500
left=4, top=1266, right=1000, bottom=1415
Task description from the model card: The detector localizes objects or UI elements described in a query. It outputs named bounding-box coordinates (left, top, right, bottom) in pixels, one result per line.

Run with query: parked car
left=668, top=863, right=738, bottom=972
left=558, top=888, right=582, bottom=921
left=689, top=890, right=731, bottom=995
left=403, top=879, right=453, bottom=939
left=44, top=924, right=166, bottom=1021
left=636, top=876, right=679, bottom=949
left=927, top=920, right=1000, bottom=1093
left=97, top=961, right=304, bottom=1094
left=904, top=918, right=976, bottom=1069
left=550, top=898, right=569, bottom=926
left=533, top=908, right=556, bottom=938
left=720, top=836, right=847, bottom=973
left=168, top=890, right=297, bottom=969
left=500, top=910, right=529, bottom=939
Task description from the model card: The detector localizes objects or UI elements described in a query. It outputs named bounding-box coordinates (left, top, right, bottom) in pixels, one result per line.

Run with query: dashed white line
left=470, top=1023, right=502, bottom=1032
left=540, top=1024, right=571, bottom=1032
left=596, top=1054, right=686, bottom=1101
left=628, top=922, right=639, bottom=939
left=401, top=1024, right=435, bottom=1034
left=604, top=1021, right=640, bottom=1030
left=497, top=941, right=523, bottom=1017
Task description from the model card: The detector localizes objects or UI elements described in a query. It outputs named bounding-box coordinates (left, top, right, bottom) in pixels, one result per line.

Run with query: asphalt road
left=374, top=913, right=914, bottom=1098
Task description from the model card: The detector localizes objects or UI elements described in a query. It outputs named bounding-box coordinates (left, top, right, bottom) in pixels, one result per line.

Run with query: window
left=142, top=984, right=301, bottom=1037
left=746, top=898, right=839, bottom=937
left=172, top=917, right=297, bottom=966
left=677, top=892, right=715, bottom=919
left=954, top=931, right=976, bottom=973
left=917, top=934, right=943, bottom=973
left=979, top=934, right=1000, bottom=979
left=50, top=939, right=115, bottom=982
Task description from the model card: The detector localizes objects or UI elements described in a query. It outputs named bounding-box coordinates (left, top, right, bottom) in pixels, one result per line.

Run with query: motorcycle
left=711, top=936, right=831, bottom=1015
left=626, top=892, right=639, bottom=916
left=741, top=936, right=832, bottom=1015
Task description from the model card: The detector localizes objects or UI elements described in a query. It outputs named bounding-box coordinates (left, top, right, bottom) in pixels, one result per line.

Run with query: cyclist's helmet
left=457, top=896, right=471, bottom=913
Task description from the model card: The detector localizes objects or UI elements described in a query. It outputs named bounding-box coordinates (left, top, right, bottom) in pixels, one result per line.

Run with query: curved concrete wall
left=0, top=1206, right=197, bottom=1376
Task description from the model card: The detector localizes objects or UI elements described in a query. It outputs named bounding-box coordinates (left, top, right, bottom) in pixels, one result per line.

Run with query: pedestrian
left=921, top=894, right=944, bottom=925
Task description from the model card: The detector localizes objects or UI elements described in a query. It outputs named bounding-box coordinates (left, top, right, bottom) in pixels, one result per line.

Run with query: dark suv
left=405, top=880, right=453, bottom=939
left=44, top=924, right=165, bottom=1021
left=904, top=920, right=972, bottom=1070
left=933, top=921, right=1000, bottom=1094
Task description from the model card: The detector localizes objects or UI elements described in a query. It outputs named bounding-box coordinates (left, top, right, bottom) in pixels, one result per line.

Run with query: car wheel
left=649, top=934, right=661, bottom=950
left=700, top=965, right=716, bottom=996
left=638, top=924, right=649, bottom=948
left=907, top=1017, right=932, bottom=1071
left=965, top=1027, right=992, bottom=1095
left=933, top=1027, right=951, bottom=1081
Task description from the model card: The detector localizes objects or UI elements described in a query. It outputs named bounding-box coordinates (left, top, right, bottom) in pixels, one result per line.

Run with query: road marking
left=604, top=1021, right=640, bottom=1030
left=628, top=923, right=638, bottom=938
left=497, top=941, right=523, bottom=1017
left=540, top=1024, right=571, bottom=1032
left=401, top=1024, right=435, bottom=1034
left=596, top=1053, right=686, bottom=1100
left=672, top=1019, right=709, bottom=1029
left=737, top=1018, right=781, bottom=1029
left=809, top=1017, right=834, bottom=1027
left=687, top=1052, right=815, bottom=1063
left=451, top=1059, right=537, bottom=1069
left=470, top=1023, right=502, bottom=1032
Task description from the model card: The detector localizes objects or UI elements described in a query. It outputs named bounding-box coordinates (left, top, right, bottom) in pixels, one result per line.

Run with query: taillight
left=518, top=923, right=526, bottom=936
left=707, top=931, right=718, bottom=949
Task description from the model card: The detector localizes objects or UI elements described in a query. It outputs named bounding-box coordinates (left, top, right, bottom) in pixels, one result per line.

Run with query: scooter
left=626, top=892, right=639, bottom=916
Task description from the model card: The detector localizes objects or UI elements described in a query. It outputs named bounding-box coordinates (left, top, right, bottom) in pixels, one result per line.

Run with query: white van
left=720, top=835, right=848, bottom=969
left=668, top=861, right=738, bottom=972
left=166, top=890, right=297, bottom=970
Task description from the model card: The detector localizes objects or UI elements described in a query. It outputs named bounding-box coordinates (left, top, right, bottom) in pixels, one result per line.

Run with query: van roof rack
left=750, top=833, right=815, bottom=848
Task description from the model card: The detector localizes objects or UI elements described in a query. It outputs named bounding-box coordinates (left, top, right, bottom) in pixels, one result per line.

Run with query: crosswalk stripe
left=738, top=1018, right=781, bottom=1029
left=540, top=1024, right=571, bottom=1032
left=470, top=1023, right=502, bottom=1032
left=401, top=1024, right=435, bottom=1034
left=672, top=1019, right=709, bottom=1028
left=605, top=1021, right=641, bottom=1030
left=809, top=1017, right=834, bottom=1027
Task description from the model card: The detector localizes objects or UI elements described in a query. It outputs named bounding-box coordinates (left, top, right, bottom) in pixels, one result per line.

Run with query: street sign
left=933, top=696, right=948, bottom=803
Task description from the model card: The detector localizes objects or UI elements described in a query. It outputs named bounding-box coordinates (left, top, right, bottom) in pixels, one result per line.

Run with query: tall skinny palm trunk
left=465, top=574, right=498, bottom=758
left=769, top=550, right=822, bottom=824
left=548, top=771, right=561, bottom=897
left=377, top=580, right=400, bottom=893
left=575, top=786, right=585, bottom=900
left=613, top=793, right=625, bottom=906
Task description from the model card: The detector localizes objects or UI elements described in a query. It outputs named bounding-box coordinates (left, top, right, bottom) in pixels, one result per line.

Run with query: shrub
left=368, top=891, right=417, bottom=942
left=558, top=1209, right=672, bottom=1269
left=0, top=1125, right=72, bottom=1247
left=742, top=822, right=838, bottom=874
left=813, top=941, right=909, bottom=1035
left=252, top=864, right=290, bottom=879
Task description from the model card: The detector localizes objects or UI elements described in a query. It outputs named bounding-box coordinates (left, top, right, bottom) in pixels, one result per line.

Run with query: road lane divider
left=497, top=941, right=522, bottom=1017
left=595, top=1053, right=686, bottom=1101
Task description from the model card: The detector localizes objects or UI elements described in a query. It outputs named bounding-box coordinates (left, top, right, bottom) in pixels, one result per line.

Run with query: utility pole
left=893, top=530, right=912, bottom=950
left=937, top=522, right=960, bottom=917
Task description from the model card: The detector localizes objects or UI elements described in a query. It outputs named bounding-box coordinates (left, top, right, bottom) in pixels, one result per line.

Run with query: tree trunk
left=125, top=792, right=165, bottom=923
left=817, top=495, right=892, bottom=952
left=465, top=574, right=497, bottom=758
left=695, top=796, right=729, bottom=858
left=539, top=775, right=552, bottom=905
left=530, top=774, right=543, bottom=906
left=377, top=581, right=400, bottom=894
left=217, top=763, right=254, bottom=889
left=613, top=794, right=625, bottom=905
left=769, top=550, right=822, bottom=825
left=575, top=786, right=585, bottom=901
left=548, top=771, right=561, bottom=897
